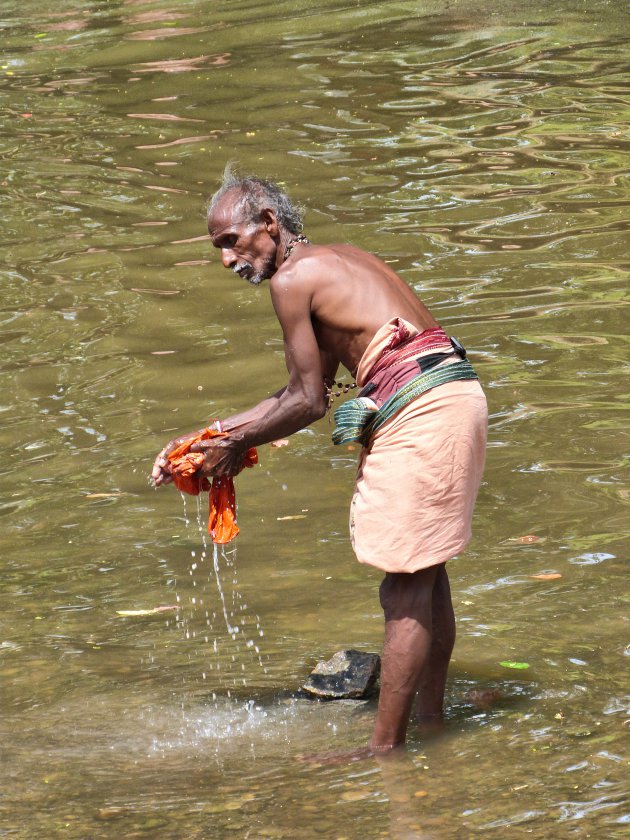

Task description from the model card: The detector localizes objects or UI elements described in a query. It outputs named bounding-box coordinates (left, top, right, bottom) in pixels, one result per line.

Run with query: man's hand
left=188, top=434, right=248, bottom=478
left=151, top=426, right=249, bottom=487
left=151, top=428, right=206, bottom=487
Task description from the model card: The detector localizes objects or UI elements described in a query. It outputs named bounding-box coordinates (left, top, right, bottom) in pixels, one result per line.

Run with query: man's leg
left=413, top=563, right=456, bottom=720
left=369, top=565, right=439, bottom=752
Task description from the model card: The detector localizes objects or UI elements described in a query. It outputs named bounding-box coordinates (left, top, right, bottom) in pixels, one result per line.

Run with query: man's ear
left=260, top=208, right=280, bottom=237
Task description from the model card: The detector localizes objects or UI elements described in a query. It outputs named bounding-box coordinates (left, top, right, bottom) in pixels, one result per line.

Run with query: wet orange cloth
left=167, top=428, right=258, bottom=544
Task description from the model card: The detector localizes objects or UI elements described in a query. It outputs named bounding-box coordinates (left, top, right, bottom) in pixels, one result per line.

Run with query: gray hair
left=207, top=165, right=304, bottom=234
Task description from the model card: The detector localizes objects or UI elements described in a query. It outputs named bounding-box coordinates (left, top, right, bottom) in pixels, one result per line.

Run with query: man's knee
left=379, top=567, right=438, bottom=619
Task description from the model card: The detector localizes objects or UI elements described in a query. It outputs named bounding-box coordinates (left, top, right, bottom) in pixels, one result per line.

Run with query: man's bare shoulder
left=296, top=242, right=374, bottom=267
left=271, top=243, right=382, bottom=287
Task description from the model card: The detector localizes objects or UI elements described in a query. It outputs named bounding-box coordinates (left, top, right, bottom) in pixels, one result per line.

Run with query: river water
left=1, top=0, right=628, bottom=837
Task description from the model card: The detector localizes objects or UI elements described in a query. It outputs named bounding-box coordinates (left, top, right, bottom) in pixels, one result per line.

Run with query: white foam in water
left=148, top=696, right=302, bottom=755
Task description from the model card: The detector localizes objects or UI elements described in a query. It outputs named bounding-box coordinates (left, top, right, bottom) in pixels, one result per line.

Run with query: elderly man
left=152, top=171, right=487, bottom=755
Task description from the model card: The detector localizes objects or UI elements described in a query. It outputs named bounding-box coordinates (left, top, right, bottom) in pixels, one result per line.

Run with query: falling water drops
left=172, top=492, right=267, bottom=697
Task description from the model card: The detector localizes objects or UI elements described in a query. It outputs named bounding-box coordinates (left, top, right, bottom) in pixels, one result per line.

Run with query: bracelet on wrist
left=207, top=419, right=223, bottom=434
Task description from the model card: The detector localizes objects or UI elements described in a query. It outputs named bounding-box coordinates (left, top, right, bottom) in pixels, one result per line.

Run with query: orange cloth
left=167, top=428, right=258, bottom=544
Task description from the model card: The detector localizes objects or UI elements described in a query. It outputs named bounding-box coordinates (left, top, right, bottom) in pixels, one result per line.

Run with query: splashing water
left=174, top=494, right=267, bottom=690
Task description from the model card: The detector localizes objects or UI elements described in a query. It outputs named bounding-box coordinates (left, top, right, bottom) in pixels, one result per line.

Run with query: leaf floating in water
left=340, top=790, right=367, bottom=803
left=507, top=534, right=544, bottom=545
left=117, top=605, right=180, bottom=617
left=530, top=573, right=562, bottom=580
left=270, top=439, right=289, bottom=448
left=131, top=287, right=181, bottom=296
left=499, top=661, right=530, bottom=670
left=97, top=806, right=131, bottom=821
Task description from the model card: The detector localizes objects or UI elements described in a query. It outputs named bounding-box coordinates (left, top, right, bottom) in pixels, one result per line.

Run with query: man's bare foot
left=409, top=714, right=446, bottom=738
left=298, top=743, right=405, bottom=766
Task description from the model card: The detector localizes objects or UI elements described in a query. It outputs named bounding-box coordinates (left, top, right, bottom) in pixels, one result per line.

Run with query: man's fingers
left=151, top=466, right=165, bottom=486
left=151, top=449, right=167, bottom=473
left=151, top=429, right=208, bottom=486
left=188, top=439, right=215, bottom=453
left=151, top=446, right=175, bottom=487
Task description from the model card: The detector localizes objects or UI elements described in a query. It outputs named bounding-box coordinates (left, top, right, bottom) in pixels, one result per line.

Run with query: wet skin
left=152, top=187, right=453, bottom=753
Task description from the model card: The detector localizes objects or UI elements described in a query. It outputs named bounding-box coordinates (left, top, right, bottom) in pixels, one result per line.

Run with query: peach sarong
left=349, top=318, right=487, bottom=573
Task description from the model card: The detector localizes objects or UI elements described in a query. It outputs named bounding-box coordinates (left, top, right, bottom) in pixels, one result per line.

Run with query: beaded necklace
left=284, top=233, right=310, bottom=260
left=325, top=377, right=357, bottom=413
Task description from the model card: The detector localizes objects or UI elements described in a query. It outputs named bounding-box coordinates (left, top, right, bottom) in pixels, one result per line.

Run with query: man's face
left=208, top=192, right=277, bottom=286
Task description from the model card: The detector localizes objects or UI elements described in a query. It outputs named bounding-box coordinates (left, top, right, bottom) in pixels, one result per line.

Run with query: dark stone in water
left=302, top=649, right=381, bottom=700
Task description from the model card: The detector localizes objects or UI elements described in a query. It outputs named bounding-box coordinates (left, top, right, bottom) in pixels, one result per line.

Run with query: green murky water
left=1, top=1, right=628, bottom=837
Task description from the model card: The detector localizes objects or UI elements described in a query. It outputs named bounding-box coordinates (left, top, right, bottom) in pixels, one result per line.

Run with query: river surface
left=1, top=1, right=628, bottom=838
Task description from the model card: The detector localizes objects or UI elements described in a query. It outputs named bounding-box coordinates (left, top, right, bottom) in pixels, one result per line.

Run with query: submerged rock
left=302, top=649, right=380, bottom=700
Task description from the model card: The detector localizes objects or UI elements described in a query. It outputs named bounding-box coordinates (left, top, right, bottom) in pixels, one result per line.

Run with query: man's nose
left=221, top=248, right=236, bottom=268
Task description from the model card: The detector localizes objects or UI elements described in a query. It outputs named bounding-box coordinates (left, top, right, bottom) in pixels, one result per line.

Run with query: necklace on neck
left=284, top=233, right=310, bottom=260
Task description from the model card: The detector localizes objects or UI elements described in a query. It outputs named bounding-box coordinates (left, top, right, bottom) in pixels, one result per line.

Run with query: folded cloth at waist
left=332, top=358, right=479, bottom=446
left=354, top=320, right=468, bottom=407
left=334, top=317, right=478, bottom=446
left=360, top=323, right=453, bottom=381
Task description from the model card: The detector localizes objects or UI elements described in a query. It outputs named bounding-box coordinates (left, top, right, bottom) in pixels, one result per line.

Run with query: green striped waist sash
left=332, top=359, right=479, bottom=447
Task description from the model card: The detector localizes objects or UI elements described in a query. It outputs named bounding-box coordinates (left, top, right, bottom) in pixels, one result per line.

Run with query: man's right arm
left=151, top=385, right=288, bottom=486
left=204, top=268, right=330, bottom=469
left=152, top=265, right=336, bottom=484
